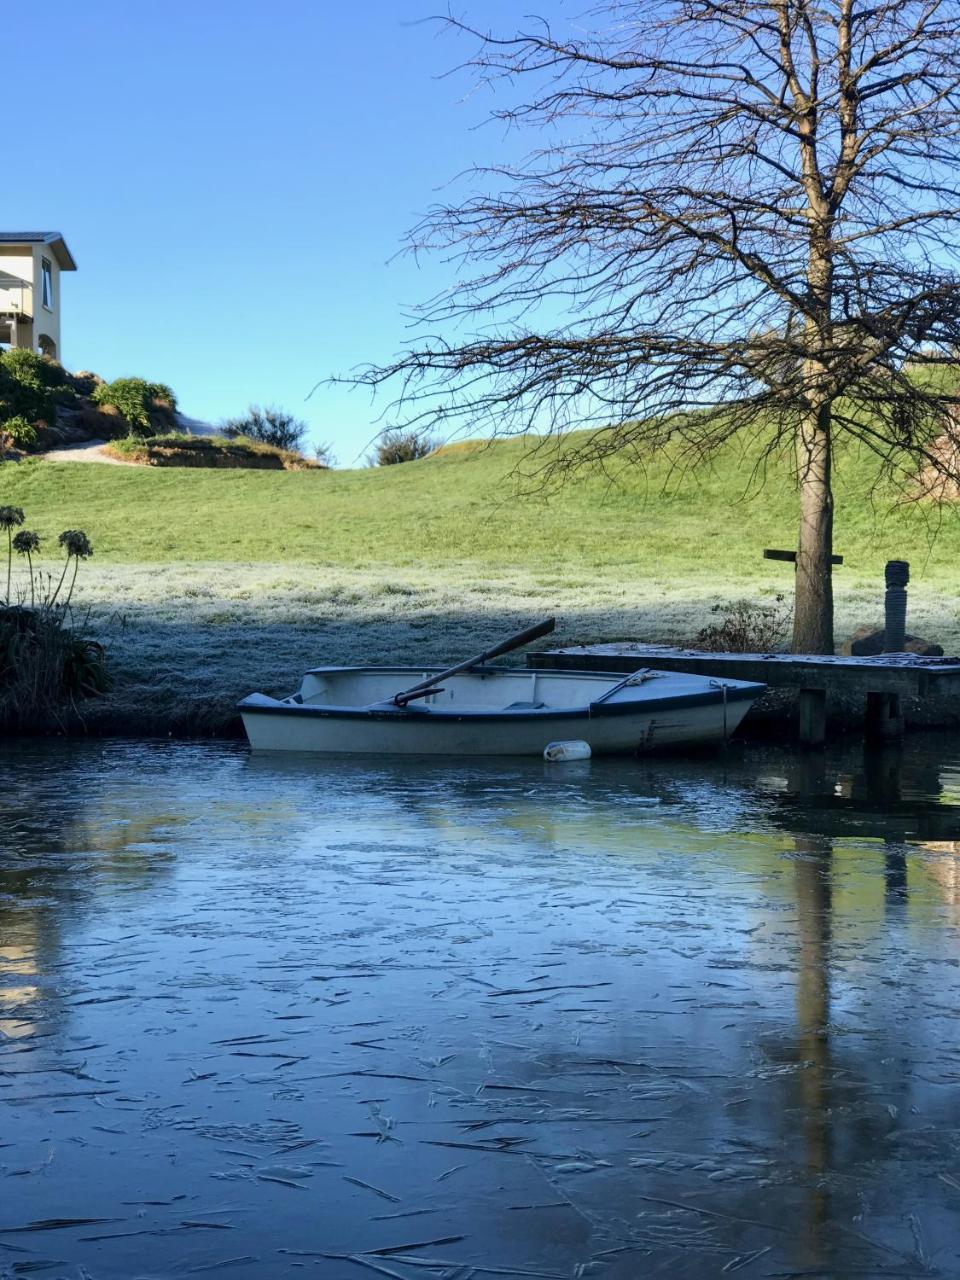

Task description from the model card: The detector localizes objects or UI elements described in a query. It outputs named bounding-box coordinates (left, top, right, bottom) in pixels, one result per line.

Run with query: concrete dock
left=532, top=643, right=960, bottom=744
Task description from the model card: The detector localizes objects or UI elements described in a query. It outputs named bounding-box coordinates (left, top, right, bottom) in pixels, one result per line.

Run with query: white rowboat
left=238, top=665, right=765, bottom=756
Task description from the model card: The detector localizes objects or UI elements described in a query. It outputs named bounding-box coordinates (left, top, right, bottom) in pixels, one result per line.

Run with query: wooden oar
left=388, top=617, right=556, bottom=708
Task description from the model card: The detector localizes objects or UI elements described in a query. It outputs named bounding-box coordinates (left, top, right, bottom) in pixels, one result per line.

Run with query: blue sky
left=6, top=0, right=532, bottom=463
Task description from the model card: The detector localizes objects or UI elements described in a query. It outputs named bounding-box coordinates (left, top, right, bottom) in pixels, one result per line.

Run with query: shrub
left=369, top=428, right=438, bottom=466
left=92, top=377, right=177, bottom=436
left=0, top=518, right=106, bottom=730
left=0, top=606, right=107, bottom=729
left=695, top=594, right=792, bottom=653
left=222, top=405, right=307, bottom=451
left=1, top=415, right=39, bottom=449
left=0, top=348, right=76, bottom=424
left=0, top=348, right=72, bottom=393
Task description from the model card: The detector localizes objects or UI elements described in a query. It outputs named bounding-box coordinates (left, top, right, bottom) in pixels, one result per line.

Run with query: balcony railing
left=0, top=276, right=32, bottom=317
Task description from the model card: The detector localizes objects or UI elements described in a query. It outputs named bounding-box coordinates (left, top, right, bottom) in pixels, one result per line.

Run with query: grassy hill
left=2, top=433, right=958, bottom=586
left=3, top=435, right=958, bottom=733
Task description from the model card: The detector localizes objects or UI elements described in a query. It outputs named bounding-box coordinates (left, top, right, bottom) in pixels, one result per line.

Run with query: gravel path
left=40, top=439, right=137, bottom=465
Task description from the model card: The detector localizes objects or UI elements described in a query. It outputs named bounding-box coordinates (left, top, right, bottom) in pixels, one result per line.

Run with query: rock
left=44, top=403, right=121, bottom=445
left=69, top=370, right=105, bottom=397
left=843, top=625, right=944, bottom=657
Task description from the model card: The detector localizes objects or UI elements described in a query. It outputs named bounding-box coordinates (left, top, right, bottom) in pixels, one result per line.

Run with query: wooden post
left=882, top=560, right=909, bottom=653
left=798, top=687, right=827, bottom=746
left=865, top=690, right=904, bottom=741
left=764, top=549, right=844, bottom=565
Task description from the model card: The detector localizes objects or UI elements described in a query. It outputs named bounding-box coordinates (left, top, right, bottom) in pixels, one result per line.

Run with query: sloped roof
left=0, top=232, right=77, bottom=270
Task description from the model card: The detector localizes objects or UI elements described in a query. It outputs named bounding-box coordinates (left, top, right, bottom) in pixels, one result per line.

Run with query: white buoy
left=543, top=740, right=592, bottom=762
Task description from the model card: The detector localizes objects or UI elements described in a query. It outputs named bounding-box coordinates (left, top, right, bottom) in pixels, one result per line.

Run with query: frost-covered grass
left=4, top=433, right=960, bottom=732
left=59, top=560, right=960, bottom=734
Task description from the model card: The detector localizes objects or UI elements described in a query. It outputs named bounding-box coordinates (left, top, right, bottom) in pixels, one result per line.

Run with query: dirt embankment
left=103, top=435, right=321, bottom=471
left=918, top=430, right=960, bottom=501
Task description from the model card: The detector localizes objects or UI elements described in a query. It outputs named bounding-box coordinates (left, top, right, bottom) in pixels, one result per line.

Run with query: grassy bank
left=3, top=434, right=959, bottom=579
left=2, top=435, right=958, bottom=734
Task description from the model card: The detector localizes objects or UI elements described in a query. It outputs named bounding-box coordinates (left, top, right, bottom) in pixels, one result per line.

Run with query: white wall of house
left=0, top=244, right=65, bottom=357
left=31, top=248, right=61, bottom=358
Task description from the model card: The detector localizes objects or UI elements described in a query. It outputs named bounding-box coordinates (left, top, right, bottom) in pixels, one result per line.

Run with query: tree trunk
left=793, top=400, right=835, bottom=654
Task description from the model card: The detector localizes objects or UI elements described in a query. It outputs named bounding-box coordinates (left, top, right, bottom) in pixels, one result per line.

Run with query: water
left=1, top=736, right=959, bottom=1279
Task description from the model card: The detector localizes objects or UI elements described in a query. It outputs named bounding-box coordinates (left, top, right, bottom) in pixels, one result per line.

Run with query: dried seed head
left=58, top=529, right=93, bottom=559
left=0, top=506, right=25, bottom=530
left=12, top=530, right=40, bottom=555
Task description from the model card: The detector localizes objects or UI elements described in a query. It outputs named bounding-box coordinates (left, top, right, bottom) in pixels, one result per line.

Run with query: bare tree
left=353, top=1, right=960, bottom=653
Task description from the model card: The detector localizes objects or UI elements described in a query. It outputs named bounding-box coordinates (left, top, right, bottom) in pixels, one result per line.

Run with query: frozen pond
left=1, top=737, right=960, bottom=1278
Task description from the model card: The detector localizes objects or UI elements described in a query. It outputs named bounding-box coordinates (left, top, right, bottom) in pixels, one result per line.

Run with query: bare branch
left=341, top=1, right=960, bottom=650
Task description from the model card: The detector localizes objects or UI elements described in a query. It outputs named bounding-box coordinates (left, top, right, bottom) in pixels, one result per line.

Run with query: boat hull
left=239, top=666, right=763, bottom=757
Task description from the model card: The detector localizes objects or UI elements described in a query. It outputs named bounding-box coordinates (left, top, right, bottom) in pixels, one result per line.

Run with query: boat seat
left=504, top=699, right=548, bottom=710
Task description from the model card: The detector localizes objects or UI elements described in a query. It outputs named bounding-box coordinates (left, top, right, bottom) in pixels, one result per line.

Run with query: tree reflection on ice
left=793, top=833, right=832, bottom=1275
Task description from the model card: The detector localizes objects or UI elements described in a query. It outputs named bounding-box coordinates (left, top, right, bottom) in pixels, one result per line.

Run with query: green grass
left=3, top=434, right=959, bottom=733
left=3, top=432, right=958, bottom=584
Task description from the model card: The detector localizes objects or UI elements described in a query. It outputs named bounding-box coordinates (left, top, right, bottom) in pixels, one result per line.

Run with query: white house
left=0, top=231, right=77, bottom=362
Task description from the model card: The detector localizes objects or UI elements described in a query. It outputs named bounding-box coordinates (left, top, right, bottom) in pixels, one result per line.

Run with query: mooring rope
left=709, top=679, right=729, bottom=743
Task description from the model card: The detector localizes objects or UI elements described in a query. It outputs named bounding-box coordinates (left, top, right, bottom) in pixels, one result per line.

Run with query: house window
left=41, top=258, right=53, bottom=309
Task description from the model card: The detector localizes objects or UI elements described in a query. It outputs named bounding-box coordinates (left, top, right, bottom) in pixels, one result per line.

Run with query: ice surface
left=1, top=738, right=959, bottom=1278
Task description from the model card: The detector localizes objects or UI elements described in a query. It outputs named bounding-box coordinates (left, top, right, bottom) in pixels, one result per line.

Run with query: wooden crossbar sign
left=764, top=548, right=844, bottom=565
